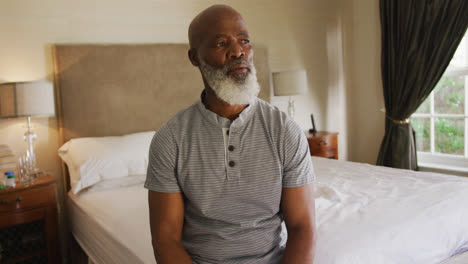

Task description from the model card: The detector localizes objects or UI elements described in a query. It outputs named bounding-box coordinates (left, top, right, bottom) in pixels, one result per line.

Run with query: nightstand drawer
left=306, top=131, right=339, bottom=160
left=0, top=175, right=60, bottom=263
left=308, top=135, right=337, bottom=154
left=0, top=185, right=55, bottom=213
left=310, top=149, right=338, bottom=159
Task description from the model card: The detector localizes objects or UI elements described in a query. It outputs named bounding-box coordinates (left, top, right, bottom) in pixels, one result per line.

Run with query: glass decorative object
left=24, top=116, right=39, bottom=176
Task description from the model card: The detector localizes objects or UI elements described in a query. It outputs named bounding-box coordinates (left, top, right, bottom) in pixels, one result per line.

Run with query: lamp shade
left=272, top=70, right=307, bottom=96
left=0, top=81, right=55, bottom=118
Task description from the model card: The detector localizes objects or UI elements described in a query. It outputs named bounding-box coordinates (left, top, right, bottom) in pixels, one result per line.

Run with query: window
left=411, top=32, right=468, bottom=170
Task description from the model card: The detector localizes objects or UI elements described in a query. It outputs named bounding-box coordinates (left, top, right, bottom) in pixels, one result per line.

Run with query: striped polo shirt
left=145, top=93, right=315, bottom=264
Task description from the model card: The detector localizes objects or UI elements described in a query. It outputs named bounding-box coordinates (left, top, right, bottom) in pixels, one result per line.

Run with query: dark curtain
left=377, top=0, right=468, bottom=170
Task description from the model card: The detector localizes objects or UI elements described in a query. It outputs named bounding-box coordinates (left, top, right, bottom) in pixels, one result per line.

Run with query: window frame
left=412, top=33, right=468, bottom=171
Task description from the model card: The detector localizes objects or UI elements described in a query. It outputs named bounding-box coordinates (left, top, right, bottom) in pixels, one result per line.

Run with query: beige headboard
left=53, top=44, right=270, bottom=189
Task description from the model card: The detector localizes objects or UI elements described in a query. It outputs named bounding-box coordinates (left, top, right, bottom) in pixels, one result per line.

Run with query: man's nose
left=227, top=43, right=244, bottom=59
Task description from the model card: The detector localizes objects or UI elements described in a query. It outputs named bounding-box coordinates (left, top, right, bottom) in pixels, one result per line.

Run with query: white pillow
left=84, top=174, right=146, bottom=193
left=58, top=131, right=155, bottom=194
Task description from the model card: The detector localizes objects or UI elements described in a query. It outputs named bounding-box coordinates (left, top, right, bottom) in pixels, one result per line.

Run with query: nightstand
left=306, top=131, right=338, bottom=159
left=0, top=175, right=60, bottom=264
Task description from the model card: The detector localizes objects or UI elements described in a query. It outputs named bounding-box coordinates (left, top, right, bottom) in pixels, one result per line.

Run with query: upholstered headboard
left=52, top=44, right=271, bottom=189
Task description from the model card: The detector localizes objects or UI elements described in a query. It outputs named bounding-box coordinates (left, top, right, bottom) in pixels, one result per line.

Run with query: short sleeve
left=282, top=119, right=316, bottom=188
left=144, top=124, right=182, bottom=193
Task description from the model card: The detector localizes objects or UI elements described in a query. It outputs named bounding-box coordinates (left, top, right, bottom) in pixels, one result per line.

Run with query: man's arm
left=281, top=184, right=316, bottom=264
left=148, top=190, right=192, bottom=264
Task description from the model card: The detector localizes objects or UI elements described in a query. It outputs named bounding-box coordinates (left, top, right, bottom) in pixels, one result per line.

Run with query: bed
left=53, top=44, right=468, bottom=264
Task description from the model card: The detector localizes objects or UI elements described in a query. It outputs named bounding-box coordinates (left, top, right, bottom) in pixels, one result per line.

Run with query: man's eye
left=241, top=39, right=250, bottom=44
left=217, top=42, right=226, bottom=47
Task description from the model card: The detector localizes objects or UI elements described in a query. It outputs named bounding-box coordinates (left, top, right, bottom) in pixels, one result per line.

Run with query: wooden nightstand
left=306, top=131, right=339, bottom=159
left=0, top=175, right=60, bottom=264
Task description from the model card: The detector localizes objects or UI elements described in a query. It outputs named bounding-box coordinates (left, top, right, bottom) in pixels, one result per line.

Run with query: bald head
left=186, top=5, right=258, bottom=106
left=188, top=5, right=245, bottom=49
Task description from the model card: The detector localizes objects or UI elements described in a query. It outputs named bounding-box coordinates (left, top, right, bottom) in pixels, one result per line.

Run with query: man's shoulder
left=254, top=98, right=290, bottom=126
left=163, top=101, right=201, bottom=127
left=154, top=101, right=201, bottom=138
left=253, top=98, right=304, bottom=140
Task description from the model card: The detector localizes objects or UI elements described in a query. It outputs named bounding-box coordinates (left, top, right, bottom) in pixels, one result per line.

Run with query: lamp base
left=287, top=97, right=295, bottom=119
left=22, top=116, right=39, bottom=181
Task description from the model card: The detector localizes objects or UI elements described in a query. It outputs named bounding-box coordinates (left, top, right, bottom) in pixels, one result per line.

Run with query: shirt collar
left=196, top=90, right=257, bottom=128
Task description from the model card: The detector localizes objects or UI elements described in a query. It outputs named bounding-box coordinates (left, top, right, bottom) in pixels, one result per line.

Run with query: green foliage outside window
left=412, top=76, right=465, bottom=155
left=411, top=118, right=430, bottom=152
left=435, top=118, right=464, bottom=154
left=434, top=76, right=465, bottom=114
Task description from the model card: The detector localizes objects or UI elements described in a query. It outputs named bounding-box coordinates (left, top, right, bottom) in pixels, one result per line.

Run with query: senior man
left=145, top=5, right=316, bottom=264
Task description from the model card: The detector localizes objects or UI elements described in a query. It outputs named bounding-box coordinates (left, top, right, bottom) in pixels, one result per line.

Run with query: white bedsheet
left=68, top=157, right=468, bottom=264
left=68, top=184, right=154, bottom=264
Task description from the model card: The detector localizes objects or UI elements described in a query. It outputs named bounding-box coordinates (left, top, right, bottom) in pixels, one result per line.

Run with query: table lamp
left=272, top=70, right=307, bottom=119
left=0, top=81, right=55, bottom=176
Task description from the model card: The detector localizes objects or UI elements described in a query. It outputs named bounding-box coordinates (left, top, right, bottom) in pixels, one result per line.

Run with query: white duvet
left=313, top=158, right=468, bottom=264
left=69, top=157, right=468, bottom=264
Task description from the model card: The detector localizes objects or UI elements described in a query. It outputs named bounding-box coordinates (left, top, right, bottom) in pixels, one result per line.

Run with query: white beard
left=199, top=58, right=260, bottom=105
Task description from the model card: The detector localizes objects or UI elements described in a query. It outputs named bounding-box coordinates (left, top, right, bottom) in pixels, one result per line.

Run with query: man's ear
left=188, top=49, right=200, bottom=66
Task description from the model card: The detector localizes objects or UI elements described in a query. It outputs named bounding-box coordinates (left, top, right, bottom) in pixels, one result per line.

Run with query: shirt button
left=228, top=145, right=235, bottom=151
left=229, top=161, right=235, bottom=167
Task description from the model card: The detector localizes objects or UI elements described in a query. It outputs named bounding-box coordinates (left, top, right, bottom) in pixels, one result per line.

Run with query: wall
left=0, top=0, right=345, bottom=261
left=314, top=0, right=385, bottom=165
left=338, top=0, right=385, bottom=164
